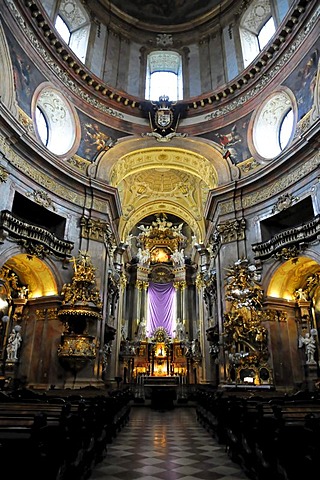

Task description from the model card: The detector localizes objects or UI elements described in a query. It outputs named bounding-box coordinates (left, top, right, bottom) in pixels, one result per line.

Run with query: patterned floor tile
left=89, top=406, right=250, bottom=480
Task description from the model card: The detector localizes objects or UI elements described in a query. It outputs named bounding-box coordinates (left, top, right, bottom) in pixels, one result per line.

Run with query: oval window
left=251, top=89, right=296, bottom=160
left=33, top=84, right=80, bottom=157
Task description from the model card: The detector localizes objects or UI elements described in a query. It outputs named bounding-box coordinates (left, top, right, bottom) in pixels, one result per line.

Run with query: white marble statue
left=7, top=329, right=22, bottom=361
left=299, top=331, right=317, bottom=364
left=171, top=248, right=184, bottom=266
left=137, top=318, right=147, bottom=340
left=137, top=247, right=150, bottom=265
left=175, top=318, right=186, bottom=341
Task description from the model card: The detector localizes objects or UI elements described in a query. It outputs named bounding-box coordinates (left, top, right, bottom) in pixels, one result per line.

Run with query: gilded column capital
left=80, top=216, right=115, bottom=246
left=136, top=280, right=149, bottom=290
left=119, top=272, right=128, bottom=290
left=173, top=280, right=186, bottom=290
left=195, top=273, right=205, bottom=290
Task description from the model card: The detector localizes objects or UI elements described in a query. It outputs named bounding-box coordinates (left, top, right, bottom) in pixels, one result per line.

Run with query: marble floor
left=89, top=404, right=250, bottom=480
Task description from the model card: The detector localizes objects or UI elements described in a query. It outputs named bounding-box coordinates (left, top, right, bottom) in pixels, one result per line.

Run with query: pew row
left=195, top=388, right=320, bottom=480
left=0, top=387, right=133, bottom=480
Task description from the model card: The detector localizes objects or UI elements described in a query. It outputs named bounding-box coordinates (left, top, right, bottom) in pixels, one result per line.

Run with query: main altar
left=134, top=327, right=188, bottom=377
left=120, top=326, right=192, bottom=405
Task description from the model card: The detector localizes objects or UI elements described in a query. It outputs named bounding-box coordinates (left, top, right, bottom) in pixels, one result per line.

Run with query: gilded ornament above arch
left=120, top=202, right=204, bottom=245
left=109, top=148, right=218, bottom=188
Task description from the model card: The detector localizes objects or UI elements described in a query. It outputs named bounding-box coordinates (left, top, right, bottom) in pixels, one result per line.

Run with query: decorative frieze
left=264, top=309, right=287, bottom=322
left=35, top=308, right=58, bottom=322
left=220, top=151, right=320, bottom=214
left=0, top=134, right=84, bottom=205
left=67, top=155, right=90, bottom=172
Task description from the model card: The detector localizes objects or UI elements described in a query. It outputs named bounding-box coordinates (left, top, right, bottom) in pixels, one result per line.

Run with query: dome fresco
left=103, top=0, right=228, bottom=25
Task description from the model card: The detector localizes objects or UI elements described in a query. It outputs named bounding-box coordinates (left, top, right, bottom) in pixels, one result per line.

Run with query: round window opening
left=252, top=90, right=295, bottom=160
left=33, top=85, right=79, bottom=156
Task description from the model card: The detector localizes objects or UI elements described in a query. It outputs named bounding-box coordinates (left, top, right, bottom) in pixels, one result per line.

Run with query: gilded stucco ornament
left=272, top=193, right=299, bottom=214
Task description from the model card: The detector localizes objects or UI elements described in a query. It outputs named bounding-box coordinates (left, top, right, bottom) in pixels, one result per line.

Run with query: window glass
left=146, top=51, right=183, bottom=101
left=149, top=71, right=178, bottom=102
left=258, top=17, right=276, bottom=50
left=55, top=15, right=71, bottom=44
left=34, top=85, right=79, bottom=157
left=54, top=1, right=90, bottom=63
left=252, top=92, right=295, bottom=160
left=35, top=106, right=49, bottom=146
left=240, top=1, right=277, bottom=68
left=279, top=109, right=294, bottom=150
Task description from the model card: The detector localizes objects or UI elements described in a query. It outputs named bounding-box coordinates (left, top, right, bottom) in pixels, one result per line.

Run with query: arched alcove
left=4, top=254, right=58, bottom=298
left=266, top=256, right=320, bottom=301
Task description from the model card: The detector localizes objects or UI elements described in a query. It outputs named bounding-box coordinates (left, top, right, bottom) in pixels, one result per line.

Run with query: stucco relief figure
left=191, top=338, right=201, bottom=356
left=121, top=325, right=127, bottom=341
left=299, top=332, right=317, bottom=364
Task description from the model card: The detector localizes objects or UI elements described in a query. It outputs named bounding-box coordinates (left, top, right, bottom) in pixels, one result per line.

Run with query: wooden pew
left=195, top=387, right=320, bottom=480
left=0, top=387, right=134, bottom=479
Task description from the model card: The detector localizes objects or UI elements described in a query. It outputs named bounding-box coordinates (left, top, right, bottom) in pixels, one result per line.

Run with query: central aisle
left=90, top=406, right=250, bottom=480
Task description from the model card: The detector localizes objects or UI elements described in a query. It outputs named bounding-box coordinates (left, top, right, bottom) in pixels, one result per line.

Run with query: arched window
left=240, top=0, right=276, bottom=68
left=53, top=0, right=90, bottom=63
left=145, top=51, right=183, bottom=101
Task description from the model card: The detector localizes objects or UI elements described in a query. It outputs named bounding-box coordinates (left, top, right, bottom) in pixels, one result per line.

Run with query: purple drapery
left=147, top=282, right=175, bottom=337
